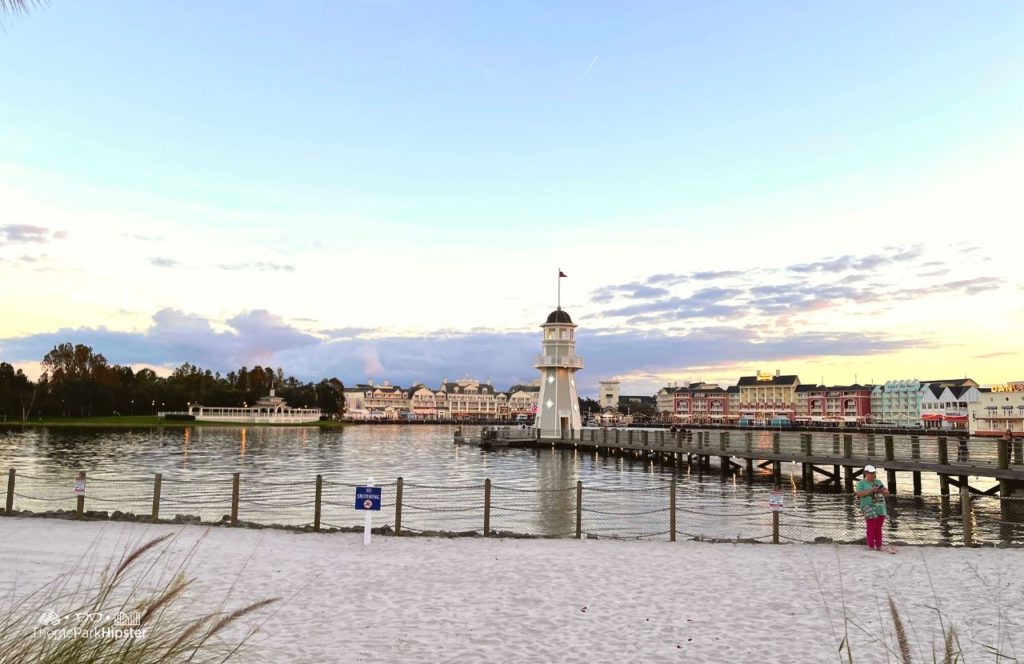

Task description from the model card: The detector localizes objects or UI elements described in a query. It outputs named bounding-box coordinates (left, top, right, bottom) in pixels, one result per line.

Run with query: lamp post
left=130, top=399, right=134, bottom=416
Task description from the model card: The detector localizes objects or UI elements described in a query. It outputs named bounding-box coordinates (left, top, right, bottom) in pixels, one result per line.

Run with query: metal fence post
left=483, top=478, right=491, bottom=537
left=575, top=480, right=582, bottom=539
left=669, top=478, right=677, bottom=542
left=151, top=473, right=162, bottom=522
left=5, top=468, right=14, bottom=515
left=395, top=476, right=403, bottom=536
left=76, top=471, right=85, bottom=519
left=313, top=474, right=323, bottom=532
left=231, top=472, right=240, bottom=526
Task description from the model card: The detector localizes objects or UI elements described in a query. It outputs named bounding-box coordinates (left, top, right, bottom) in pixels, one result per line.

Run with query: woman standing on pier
left=856, top=465, right=892, bottom=552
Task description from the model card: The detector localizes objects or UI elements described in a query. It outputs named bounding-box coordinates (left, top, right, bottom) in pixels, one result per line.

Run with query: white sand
left=1, top=518, right=1021, bottom=663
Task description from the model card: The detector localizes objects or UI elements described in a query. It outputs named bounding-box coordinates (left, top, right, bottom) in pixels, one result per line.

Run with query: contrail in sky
left=578, top=55, right=599, bottom=83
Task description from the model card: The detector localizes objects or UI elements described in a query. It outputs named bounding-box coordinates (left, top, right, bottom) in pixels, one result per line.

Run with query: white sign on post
left=74, top=474, right=86, bottom=496
left=768, top=490, right=783, bottom=512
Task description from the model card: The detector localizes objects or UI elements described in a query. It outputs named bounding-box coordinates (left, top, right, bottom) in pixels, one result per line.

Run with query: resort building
left=344, top=377, right=539, bottom=421
left=794, top=384, right=873, bottom=425
left=736, top=370, right=801, bottom=425
left=599, top=381, right=621, bottom=411
left=672, top=383, right=730, bottom=423
left=343, top=380, right=410, bottom=420
left=919, top=380, right=982, bottom=430
left=969, top=382, right=1024, bottom=435
left=656, top=384, right=681, bottom=416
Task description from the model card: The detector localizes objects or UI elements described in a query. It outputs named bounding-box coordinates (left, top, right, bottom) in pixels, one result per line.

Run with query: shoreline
left=0, top=416, right=347, bottom=429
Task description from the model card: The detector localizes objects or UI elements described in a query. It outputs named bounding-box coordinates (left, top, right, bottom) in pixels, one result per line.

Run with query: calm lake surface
left=1, top=425, right=1020, bottom=545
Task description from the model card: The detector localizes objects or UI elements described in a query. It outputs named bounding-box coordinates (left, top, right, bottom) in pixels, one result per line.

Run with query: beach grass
left=0, top=532, right=279, bottom=663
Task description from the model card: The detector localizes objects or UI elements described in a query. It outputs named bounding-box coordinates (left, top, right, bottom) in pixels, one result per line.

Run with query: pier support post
left=719, top=456, right=728, bottom=482
left=395, top=477, right=403, bottom=536
left=575, top=480, right=582, bottom=539
left=912, top=472, right=922, bottom=496
left=696, top=456, right=703, bottom=480
left=960, top=478, right=973, bottom=547
left=231, top=472, right=240, bottom=526
left=313, top=474, right=323, bottom=532
left=5, top=468, right=14, bottom=515
left=745, top=458, right=754, bottom=485
left=886, top=469, right=897, bottom=496
left=772, top=432, right=780, bottom=455
left=669, top=478, right=677, bottom=542
left=151, top=473, right=162, bottom=522
left=772, top=461, right=781, bottom=483
left=843, top=466, right=854, bottom=493
left=832, top=465, right=841, bottom=490
left=484, top=478, right=491, bottom=536
left=939, top=474, right=950, bottom=496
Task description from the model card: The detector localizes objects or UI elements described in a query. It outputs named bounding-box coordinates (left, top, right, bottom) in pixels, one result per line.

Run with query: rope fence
left=3, top=467, right=1024, bottom=547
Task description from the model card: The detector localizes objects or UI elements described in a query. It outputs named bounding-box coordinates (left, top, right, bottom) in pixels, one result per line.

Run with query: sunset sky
left=2, top=1, right=1023, bottom=395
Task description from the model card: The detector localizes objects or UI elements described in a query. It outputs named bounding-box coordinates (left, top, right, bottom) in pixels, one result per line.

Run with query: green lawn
left=0, top=415, right=345, bottom=428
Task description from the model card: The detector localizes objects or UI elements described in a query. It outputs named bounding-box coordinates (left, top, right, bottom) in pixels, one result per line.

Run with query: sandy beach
left=1, top=518, right=1021, bottom=663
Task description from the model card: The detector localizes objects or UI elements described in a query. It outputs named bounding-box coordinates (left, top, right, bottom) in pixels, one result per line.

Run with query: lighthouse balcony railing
left=534, top=355, right=584, bottom=369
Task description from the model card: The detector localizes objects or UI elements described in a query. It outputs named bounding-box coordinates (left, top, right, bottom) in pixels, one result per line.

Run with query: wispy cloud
left=578, top=55, right=598, bottom=83
left=0, top=224, right=67, bottom=246
left=150, top=257, right=180, bottom=268
left=218, top=262, right=295, bottom=272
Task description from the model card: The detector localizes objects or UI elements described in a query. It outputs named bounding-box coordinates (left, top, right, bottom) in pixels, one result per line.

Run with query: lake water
left=1, top=425, right=1021, bottom=545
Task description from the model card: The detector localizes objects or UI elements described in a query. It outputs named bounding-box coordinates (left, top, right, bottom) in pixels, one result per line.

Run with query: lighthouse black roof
left=545, top=309, right=573, bottom=324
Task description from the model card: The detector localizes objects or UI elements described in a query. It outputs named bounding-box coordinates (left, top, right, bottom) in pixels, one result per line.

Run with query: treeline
left=0, top=343, right=345, bottom=420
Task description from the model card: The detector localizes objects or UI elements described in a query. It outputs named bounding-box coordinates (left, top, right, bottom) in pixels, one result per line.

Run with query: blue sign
left=355, top=486, right=382, bottom=511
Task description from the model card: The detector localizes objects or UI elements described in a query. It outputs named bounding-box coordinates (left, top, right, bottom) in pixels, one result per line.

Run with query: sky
left=1, top=1, right=1023, bottom=395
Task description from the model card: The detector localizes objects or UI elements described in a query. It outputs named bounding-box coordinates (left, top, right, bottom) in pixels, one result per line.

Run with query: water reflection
left=0, top=425, right=1019, bottom=544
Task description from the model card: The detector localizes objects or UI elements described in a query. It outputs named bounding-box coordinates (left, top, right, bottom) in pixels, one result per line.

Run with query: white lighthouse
left=535, top=308, right=583, bottom=438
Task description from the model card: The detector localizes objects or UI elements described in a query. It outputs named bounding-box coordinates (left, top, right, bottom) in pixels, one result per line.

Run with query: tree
left=41, top=343, right=111, bottom=416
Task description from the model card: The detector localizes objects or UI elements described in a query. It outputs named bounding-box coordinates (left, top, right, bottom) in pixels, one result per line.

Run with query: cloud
left=0, top=308, right=920, bottom=394
left=218, top=262, right=295, bottom=272
left=122, top=233, right=162, bottom=242
left=787, top=246, right=923, bottom=274
left=150, top=257, right=180, bottom=268
left=0, top=224, right=67, bottom=246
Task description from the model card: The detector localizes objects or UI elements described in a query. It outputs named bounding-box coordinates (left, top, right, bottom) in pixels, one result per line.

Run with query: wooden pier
left=459, top=426, right=1024, bottom=498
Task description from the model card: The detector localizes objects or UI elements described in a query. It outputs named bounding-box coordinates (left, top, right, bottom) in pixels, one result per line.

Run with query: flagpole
left=557, top=269, right=561, bottom=310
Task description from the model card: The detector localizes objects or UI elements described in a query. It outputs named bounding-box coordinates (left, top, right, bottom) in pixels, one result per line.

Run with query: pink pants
left=866, top=516, right=885, bottom=548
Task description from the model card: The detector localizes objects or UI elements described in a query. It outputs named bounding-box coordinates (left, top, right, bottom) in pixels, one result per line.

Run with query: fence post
left=960, top=483, right=973, bottom=547
left=669, top=477, right=676, bottom=542
left=231, top=472, right=240, bottom=526
left=483, top=478, right=491, bottom=537
left=151, top=473, right=162, bottom=522
left=772, top=510, right=780, bottom=544
left=395, top=476, right=403, bottom=536
left=575, top=480, right=582, bottom=539
left=76, top=471, right=85, bottom=519
left=313, top=474, right=323, bottom=532
left=5, top=468, right=14, bottom=515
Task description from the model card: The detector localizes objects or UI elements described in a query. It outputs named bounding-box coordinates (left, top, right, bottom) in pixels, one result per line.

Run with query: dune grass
left=0, top=531, right=280, bottom=663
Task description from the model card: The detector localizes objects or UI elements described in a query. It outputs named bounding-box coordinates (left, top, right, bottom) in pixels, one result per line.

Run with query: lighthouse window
left=559, top=329, right=566, bottom=339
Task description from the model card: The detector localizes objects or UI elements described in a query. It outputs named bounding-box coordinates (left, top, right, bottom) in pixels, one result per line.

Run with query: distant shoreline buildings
left=651, top=371, right=1024, bottom=435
